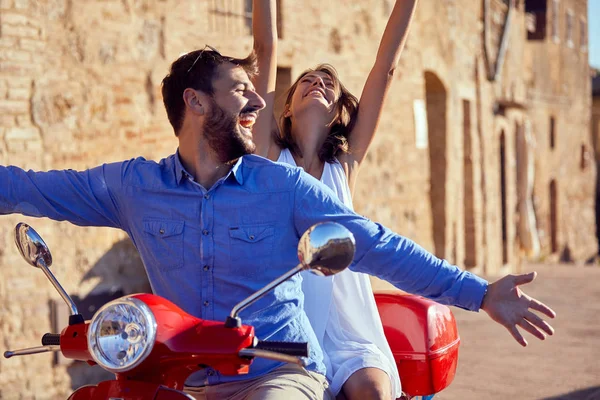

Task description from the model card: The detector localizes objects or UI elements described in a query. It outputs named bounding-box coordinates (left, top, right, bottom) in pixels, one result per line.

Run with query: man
left=0, top=48, right=555, bottom=400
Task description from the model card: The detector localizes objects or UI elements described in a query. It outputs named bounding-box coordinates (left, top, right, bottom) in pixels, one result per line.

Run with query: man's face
left=202, top=63, right=266, bottom=163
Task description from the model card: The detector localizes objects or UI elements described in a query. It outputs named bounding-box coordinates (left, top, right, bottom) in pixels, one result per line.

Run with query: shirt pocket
left=143, top=218, right=184, bottom=271
left=229, top=224, right=275, bottom=278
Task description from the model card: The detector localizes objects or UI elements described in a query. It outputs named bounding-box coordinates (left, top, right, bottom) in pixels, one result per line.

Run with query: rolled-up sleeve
left=0, top=161, right=127, bottom=229
left=292, top=171, right=488, bottom=311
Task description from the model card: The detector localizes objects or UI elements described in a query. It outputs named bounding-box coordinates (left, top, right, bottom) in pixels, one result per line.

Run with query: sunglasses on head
left=186, top=44, right=232, bottom=74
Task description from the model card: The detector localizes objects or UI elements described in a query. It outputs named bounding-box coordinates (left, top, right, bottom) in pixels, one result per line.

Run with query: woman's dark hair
left=161, top=47, right=258, bottom=135
left=277, top=64, right=359, bottom=163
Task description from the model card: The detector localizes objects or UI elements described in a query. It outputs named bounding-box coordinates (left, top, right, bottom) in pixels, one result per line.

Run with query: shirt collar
left=229, top=157, right=244, bottom=185
left=174, top=149, right=190, bottom=185
left=174, top=150, right=244, bottom=186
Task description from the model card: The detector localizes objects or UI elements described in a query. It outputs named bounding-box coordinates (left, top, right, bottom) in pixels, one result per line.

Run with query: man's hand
left=480, top=272, right=556, bottom=346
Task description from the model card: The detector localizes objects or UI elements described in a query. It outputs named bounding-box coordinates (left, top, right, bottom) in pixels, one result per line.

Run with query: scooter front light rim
left=87, top=296, right=157, bottom=373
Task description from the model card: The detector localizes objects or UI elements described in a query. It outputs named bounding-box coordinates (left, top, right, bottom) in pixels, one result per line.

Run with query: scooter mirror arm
left=36, top=258, right=80, bottom=318
left=238, top=348, right=307, bottom=367
left=4, top=345, right=61, bottom=359
left=225, top=264, right=305, bottom=328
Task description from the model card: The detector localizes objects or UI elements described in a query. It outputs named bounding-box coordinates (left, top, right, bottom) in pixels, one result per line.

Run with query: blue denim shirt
left=0, top=153, right=487, bottom=385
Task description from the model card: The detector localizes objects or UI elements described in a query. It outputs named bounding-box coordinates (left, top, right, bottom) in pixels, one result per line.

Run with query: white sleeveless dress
left=277, top=149, right=401, bottom=397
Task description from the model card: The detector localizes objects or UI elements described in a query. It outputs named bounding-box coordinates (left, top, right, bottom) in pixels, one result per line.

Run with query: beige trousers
left=184, top=364, right=334, bottom=400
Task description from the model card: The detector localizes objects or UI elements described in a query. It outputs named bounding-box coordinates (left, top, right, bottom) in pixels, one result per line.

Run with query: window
left=566, top=9, right=574, bottom=47
left=525, top=0, right=547, bottom=40
left=549, top=180, right=558, bottom=253
left=276, top=0, right=283, bottom=39
left=244, top=0, right=252, bottom=35
left=552, top=0, right=559, bottom=42
left=209, top=0, right=254, bottom=36
left=549, top=116, right=556, bottom=149
left=243, top=0, right=283, bottom=38
left=581, top=144, right=590, bottom=170
left=382, top=0, right=392, bottom=16
left=273, top=66, right=292, bottom=121
left=462, top=100, right=477, bottom=268
left=580, top=18, right=587, bottom=51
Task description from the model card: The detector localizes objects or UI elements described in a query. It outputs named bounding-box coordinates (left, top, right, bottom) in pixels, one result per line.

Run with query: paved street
left=438, top=263, right=600, bottom=400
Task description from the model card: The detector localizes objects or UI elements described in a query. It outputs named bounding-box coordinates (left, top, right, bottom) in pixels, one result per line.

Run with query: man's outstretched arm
left=292, top=171, right=555, bottom=345
left=0, top=162, right=127, bottom=229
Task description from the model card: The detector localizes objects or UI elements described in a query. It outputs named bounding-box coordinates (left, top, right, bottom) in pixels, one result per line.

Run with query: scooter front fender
left=68, top=380, right=193, bottom=400
left=67, top=385, right=96, bottom=400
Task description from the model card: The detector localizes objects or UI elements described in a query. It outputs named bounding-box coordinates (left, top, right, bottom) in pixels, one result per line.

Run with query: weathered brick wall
left=524, top=0, right=594, bottom=261
left=0, top=0, right=594, bottom=397
left=0, top=1, right=178, bottom=397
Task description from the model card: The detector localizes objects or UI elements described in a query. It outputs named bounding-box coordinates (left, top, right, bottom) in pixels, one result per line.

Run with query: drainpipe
left=484, top=0, right=514, bottom=81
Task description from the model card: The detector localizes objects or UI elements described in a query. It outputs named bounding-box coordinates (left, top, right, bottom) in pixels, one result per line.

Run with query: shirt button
left=204, top=194, right=210, bottom=199
left=203, top=301, right=209, bottom=306
left=207, top=370, right=215, bottom=376
left=202, top=230, right=209, bottom=235
left=249, top=235, right=255, bottom=240
left=203, top=265, right=210, bottom=271
left=159, top=229, right=165, bottom=235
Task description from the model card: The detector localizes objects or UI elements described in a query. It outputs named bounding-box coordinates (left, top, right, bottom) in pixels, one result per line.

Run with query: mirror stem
left=228, top=264, right=305, bottom=323
left=37, top=258, right=79, bottom=316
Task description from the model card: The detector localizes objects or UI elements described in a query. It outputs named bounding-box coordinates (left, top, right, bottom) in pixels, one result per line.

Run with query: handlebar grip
left=254, top=341, right=309, bottom=357
left=41, top=333, right=61, bottom=346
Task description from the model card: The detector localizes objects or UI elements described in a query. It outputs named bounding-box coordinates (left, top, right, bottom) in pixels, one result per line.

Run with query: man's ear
left=183, top=88, right=206, bottom=116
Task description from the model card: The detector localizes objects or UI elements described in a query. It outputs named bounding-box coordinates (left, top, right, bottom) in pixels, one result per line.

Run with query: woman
left=251, top=1, right=418, bottom=399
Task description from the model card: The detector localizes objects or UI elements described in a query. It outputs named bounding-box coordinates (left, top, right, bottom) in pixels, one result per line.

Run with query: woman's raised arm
left=250, top=0, right=280, bottom=159
left=340, top=0, right=418, bottom=191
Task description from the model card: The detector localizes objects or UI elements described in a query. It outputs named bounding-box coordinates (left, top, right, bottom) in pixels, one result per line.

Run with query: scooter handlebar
left=253, top=340, right=309, bottom=358
left=238, top=348, right=308, bottom=367
left=41, top=333, right=61, bottom=346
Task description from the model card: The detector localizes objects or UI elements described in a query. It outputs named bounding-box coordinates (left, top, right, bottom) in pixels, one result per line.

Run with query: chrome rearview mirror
left=15, top=223, right=53, bottom=269
left=298, top=222, right=355, bottom=276
left=14, top=223, right=79, bottom=317
left=4, top=224, right=82, bottom=360
left=226, top=222, right=355, bottom=327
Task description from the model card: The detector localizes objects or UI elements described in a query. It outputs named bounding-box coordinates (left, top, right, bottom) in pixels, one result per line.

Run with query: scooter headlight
left=88, top=297, right=157, bottom=372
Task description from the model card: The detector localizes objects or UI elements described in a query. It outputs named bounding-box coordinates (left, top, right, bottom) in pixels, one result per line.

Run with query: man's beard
left=203, top=97, right=256, bottom=164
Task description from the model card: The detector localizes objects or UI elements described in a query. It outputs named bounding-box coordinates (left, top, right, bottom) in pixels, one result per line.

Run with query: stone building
left=522, top=0, right=594, bottom=263
left=0, top=0, right=594, bottom=397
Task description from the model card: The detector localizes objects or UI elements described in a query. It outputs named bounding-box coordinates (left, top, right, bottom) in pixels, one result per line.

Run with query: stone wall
left=0, top=0, right=594, bottom=397
left=523, top=0, right=594, bottom=261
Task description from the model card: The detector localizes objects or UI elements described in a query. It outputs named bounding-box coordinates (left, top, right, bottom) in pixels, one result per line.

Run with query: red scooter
left=5, top=222, right=460, bottom=400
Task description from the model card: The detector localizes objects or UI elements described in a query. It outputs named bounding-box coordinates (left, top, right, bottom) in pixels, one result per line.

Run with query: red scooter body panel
left=60, top=293, right=255, bottom=394
left=61, top=323, right=92, bottom=362
left=121, top=294, right=254, bottom=389
left=374, top=292, right=460, bottom=397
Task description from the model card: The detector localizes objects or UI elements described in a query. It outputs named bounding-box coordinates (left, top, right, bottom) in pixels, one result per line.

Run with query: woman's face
left=287, top=70, right=339, bottom=124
